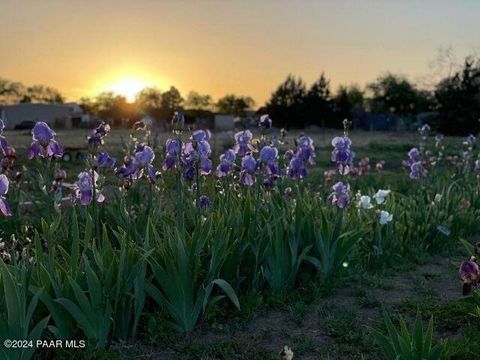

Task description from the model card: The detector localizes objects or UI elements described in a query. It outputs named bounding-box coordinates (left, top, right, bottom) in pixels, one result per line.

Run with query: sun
left=107, top=77, right=151, bottom=102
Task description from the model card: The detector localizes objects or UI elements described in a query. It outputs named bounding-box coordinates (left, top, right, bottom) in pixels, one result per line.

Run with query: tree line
left=1, top=54, right=479, bottom=135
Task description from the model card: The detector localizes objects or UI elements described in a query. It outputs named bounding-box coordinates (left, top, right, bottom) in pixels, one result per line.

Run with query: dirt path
left=131, top=252, right=466, bottom=359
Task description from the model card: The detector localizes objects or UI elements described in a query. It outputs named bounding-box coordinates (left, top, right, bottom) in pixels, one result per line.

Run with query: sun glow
left=105, top=76, right=152, bottom=102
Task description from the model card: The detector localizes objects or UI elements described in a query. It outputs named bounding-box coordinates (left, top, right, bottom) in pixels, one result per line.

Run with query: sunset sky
left=1, top=0, right=479, bottom=105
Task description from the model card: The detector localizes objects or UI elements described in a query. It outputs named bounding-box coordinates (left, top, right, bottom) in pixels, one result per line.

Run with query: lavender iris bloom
left=29, top=122, right=63, bottom=160
left=88, top=121, right=111, bottom=146
left=0, top=174, right=12, bottom=216
left=259, top=114, right=272, bottom=130
left=331, top=136, right=354, bottom=175
left=191, top=130, right=212, bottom=142
left=234, top=130, right=255, bottom=156
left=97, top=151, right=116, bottom=168
left=328, top=181, right=351, bottom=209
left=181, top=136, right=213, bottom=178
left=240, top=155, right=257, bottom=186
left=117, top=144, right=159, bottom=182
left=73, top=171, right=104, bottom=206
left=216, top=149, right=236, bottom=177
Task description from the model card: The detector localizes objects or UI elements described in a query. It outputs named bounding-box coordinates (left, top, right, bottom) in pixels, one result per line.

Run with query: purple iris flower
left=0, top=174, right=12, bottom=216
left=216, top=149, right=236, bottom=177
left=29, top=122, right=63, bottom=160
left=73, top=171, right=104, bottom=206
left=181, top=136, right=213, bottom=177
left=166, top=139, right=181, bottom=155
left=459, top=260, right=480, bottom=295
left=403, top=148, right=423, bottom=173
left=191, top=130, right=212, bottom=142
left=198, top=195, right=211, bottom=209
left=234, top=130, right=255, bottom=156
left=409, top=161, right=427, bottom=180
left=331, top=136, right=354, bottom=175
left=259, top=114, right=272, bottom=130
left=240, top=155, right=257, bottom=186
left=88, top=121, right=111, bottom=146
left=328, top=181, right=351, bottom=209
left=259, top=146, right=278, bottom=164
left=116, top=144, right=159, bottom=182
left=97, top=151, right=116, bottom=168
left=0, top=119, right=8, bottom=155
left=297, top=136, right=316, bottom=165
left=288, top=157, right=307, bottom=180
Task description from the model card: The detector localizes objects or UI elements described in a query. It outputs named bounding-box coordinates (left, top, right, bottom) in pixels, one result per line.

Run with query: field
left=0, top=120, right=479, bottom=360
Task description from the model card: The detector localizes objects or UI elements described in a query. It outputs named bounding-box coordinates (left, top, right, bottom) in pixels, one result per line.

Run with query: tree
left=265, top=74, right=306, bottom=128
left=435, top=57, right=480, bottom=135
left=135, top=87, right=164, bottom=123
left=304, top=73, right=332, bottom=127
left=332, top=84, right=365, bottom=125
left=367, top=73, right=432, bottom=120
left=216, top=95, right=255, bottom=116
left=185, top=91, right=213, bottom=111
left=89, top=92, right=138, bottom=126
left=160, top=86, right=184, bottom=121
left=0, top=78, right=64, bottom=104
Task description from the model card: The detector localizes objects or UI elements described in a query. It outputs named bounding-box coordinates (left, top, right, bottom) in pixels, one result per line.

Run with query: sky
left=1, top=0, right=479, bottom=105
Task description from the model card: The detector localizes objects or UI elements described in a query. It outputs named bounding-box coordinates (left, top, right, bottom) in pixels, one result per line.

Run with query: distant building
left=0, top=103, right=92, bottom=130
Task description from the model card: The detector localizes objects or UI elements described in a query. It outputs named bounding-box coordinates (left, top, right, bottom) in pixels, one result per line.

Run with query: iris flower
left=328, top=181, right=351, bottom=209
left=331, top=136, right=355, bottom=175
left=0, top=174, right=12, bottom=216
left=28, top=122, right=63, bottom=159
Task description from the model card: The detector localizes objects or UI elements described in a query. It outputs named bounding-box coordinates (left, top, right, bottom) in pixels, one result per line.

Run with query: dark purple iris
left=97, top=151, right=116, bottom=168
left=259, top=146, right=278, bottom=164
left=234, top=130, right=255, bottom=156
left=288, top=157, right=307, bottom=180
left=198, top=195, right=211, bottom=209
left=328, top=181, right=351, bottom=209
left=259, top=114, right=272, bottom=130
left=459, top=260, right=480, bottom=295
left=0, top=174, right=12, bottom=216
left=331, top=136, right=354, bottom=175
left=29, top=122, right=63, bottom=160
left=88, top=121, right=111, bottom=146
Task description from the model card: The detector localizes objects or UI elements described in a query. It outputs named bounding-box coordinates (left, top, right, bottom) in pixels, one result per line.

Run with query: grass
left=5, top=127, right=477, bottom=359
